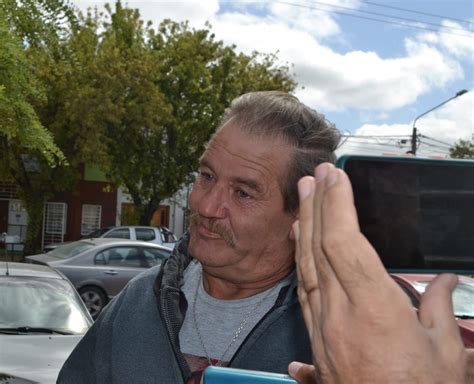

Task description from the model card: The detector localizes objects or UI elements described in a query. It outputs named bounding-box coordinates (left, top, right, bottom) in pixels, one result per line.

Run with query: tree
left=450, top=139, right=474, bottom=159
left=0, top=7, right=67, bottom=256
left=1, top=0, right=297, bottom=254
left=95, top=2, right=297, bottom=224
left=1, top=0, right=105, bottom=255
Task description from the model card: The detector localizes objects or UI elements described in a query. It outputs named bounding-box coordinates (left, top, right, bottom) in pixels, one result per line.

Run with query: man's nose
left=198, top=183, right=227, bottom=219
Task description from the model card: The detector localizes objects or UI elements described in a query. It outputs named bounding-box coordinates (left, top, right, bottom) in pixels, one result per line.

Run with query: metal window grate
left=81, top=204, right=102, bottom=236
left=0, top=184, right=18, bottom=199
left=42, top=202, right=67, bottom=249
left=44, top=203, right=67, bottom=234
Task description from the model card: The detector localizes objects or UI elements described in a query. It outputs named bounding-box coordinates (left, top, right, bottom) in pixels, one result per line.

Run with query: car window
left=136, top=228, right=156, bottom=242
left=0, top=277, right=91, bottom=334
left=104, top=228, right=130, bottom=239
left=83, top=227, right=112, bottom=238
left=95, top=247, right=142, bottom=267
left=49, top=241, right=95, bottom=259
left=143, top=247, right=170, bottom=267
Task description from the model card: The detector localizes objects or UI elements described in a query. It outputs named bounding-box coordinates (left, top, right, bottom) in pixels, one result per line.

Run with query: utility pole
left=410, top=89, right=468, bottom=156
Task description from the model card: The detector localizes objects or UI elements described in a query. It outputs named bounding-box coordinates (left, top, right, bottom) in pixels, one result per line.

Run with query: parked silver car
left=26, top=238, right=172, bottom=318
left=43, top=225, right=178, bottom=252
left=0, top=262, right=93, bottom=384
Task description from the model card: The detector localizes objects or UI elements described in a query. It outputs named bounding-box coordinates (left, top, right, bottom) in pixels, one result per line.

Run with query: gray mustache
left=188, top=212, right=236, bottom=248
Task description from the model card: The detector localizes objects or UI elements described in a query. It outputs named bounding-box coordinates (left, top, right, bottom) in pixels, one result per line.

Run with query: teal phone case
left=201, top=366, right=297, bottom=384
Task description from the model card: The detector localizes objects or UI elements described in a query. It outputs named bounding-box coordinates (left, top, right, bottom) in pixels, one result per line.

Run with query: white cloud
left=267, top=1, right=341, bottom=39
left=207, top=4, right=465, bottom=113
left=73, top=0, right=219, bottom=27
left=418, top=21, right=474, bottom=60
left=338, top=92, right=473, bottom=157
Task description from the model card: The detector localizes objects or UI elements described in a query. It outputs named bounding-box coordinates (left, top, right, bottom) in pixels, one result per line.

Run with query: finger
left=312, top=164, right=340, bottom=298
left=418, top=274, right=461, bottom=337
left=295, top=178, right=318, bottom=296
left=320, top=168, right=388, bottom=296
left=294, top=222, right=315, bottom=339
left=288, top=362, right=317, bottom=384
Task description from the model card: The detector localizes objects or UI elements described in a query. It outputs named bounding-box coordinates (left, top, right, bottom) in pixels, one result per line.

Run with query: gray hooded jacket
left=57, top=234, right=312, bottom=383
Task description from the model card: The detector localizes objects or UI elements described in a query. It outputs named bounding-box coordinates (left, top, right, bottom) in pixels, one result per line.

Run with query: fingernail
left=288, top=361, right=303, bottom=376
left=326, top=168, right=340, bottom=188
left=298, top=177, right=314, bottom=201
left=446, top=273, right=459, bottom=290
left=315, top=163, right=333, bottom=182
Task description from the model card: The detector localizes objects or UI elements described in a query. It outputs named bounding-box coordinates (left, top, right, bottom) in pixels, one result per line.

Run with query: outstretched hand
left=289, top=163, right=467, bottom=384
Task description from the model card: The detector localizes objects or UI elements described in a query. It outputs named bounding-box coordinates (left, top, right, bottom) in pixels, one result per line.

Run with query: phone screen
left=337, top=155, right=474, bottom=273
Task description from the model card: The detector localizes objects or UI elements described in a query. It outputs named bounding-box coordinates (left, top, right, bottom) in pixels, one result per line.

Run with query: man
left=57, top=91, right=341, bottom=383
left=288, top=163, right=469, bottom=384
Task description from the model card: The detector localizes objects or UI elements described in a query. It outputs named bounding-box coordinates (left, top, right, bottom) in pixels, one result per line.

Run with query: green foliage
left=0, top=1, right=75, bottom=255
left=0, top=0, right=77, bottom=49
left=449, top=140, right=474, bottom=159
left=0, top=11, right=65, bottom=169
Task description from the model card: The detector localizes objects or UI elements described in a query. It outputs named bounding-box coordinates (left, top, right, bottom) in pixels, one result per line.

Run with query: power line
left=419, top=134, right=453, bottom=147
left=360, top=0, right=472, bottom=26
left=342, top=134, right=411, bottom=138
left=274, top=1, right=473, bottom=38
left=338, top=143, right=394, bottom=154
left=306, top=0, right=471, bottom=33
left=341, top=140, right=409, bottom=149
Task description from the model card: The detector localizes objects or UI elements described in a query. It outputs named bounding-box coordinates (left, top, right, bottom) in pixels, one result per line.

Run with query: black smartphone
left=201, top=366, right=297, bottom=384
left=336, top=155, right=474, bottom=274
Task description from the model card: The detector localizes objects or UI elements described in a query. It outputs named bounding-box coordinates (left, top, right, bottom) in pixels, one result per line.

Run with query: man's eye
left=198, top=171, right=213, bottom=181
left=237, top=190, right=251, bottom=199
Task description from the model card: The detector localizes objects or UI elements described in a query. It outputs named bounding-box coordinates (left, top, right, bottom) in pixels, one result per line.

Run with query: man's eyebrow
left=199, top=158, right=213, bottom=169
left=232, top=177, right=263, bottom=193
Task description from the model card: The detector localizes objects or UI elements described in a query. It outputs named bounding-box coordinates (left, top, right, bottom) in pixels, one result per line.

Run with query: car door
left=94, top=246, right=146, bottom=297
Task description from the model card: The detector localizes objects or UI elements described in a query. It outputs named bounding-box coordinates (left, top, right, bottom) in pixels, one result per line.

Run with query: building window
left=44, top=203, right=67, bottom=234
left=81, top=204, right=102, bottom=236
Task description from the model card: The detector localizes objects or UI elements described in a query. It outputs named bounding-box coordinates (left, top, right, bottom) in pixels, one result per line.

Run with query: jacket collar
left=153, top=231, right=298, bottom=305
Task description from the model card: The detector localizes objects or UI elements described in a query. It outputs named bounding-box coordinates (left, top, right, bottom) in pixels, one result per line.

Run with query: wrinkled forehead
left=201, top=124, right=293, bottom=187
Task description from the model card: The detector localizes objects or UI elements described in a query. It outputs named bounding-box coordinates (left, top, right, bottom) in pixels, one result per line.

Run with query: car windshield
left=412, top=280, right=474, bottom=318
left=48, top=241, right=95, bottom=259
left=0, top=277, right=92, bottom=334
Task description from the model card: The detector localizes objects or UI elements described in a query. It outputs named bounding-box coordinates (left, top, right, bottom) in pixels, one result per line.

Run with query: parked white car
left=0, top=262, right=93, bottom=383
left=44, top=225, right=178, bottom=252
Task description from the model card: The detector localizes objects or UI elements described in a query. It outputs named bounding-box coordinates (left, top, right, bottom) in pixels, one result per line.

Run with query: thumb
left=418, top=273, right=459, bottom=334
left=288, top=362, right=317, bottom=384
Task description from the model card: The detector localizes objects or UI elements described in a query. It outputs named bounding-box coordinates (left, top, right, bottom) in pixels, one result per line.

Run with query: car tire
left=79, top=286, right=107, bottom=319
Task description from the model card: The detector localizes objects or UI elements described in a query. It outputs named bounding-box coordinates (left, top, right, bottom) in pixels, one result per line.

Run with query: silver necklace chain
left=192, top=273, right=278, bottom=366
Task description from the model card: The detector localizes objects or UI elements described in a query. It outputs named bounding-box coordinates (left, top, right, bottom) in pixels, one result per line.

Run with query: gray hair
left=215, top=91, right=341, bottom=214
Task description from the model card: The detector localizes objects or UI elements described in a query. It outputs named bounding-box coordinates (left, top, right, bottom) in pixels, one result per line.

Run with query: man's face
left=188, top=124, right=296, bottom=284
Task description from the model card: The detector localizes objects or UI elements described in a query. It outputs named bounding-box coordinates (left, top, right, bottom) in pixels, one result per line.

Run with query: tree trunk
left=138, top=201, right=159, bottom=226
left=21, top=193, right=46, bottom=257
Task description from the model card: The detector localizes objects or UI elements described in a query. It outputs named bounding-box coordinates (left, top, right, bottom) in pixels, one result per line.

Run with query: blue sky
left=73, top=0, right=473, bottom=157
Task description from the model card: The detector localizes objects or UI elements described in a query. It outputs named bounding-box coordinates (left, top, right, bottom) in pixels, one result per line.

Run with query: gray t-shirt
left=179, top=260, right=293, bottom=370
